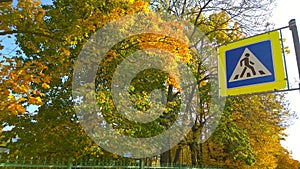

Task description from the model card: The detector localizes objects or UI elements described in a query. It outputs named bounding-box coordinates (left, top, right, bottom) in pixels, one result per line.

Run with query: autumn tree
left=1, top=0, right=150, bottom=159
left=149, top=0, right=297, bottom=168
left=1, top=1, right=298, bottom=169
left=276, top=149, right=300, bottom=169
left=0, top=0, right=51, bottom=134
left=217, top=95, right=290, bottom=168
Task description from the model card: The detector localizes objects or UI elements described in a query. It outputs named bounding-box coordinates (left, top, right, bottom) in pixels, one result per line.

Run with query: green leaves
left=1, top=0, right=297, bottom=167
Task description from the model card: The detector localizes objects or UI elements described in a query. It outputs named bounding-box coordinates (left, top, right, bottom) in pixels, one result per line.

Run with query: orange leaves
left=0, top=0, right=46, bottom=34
left=136, top=33, right=191, bottom=89
left=28, top=96, right=42, bottom=105
left=57, top=48, right=71, bottom=58
left=42, top=83, right=50, bottom=89
left=124, top=0, right=149, bottom=14
left=0, top=57, right=51, bottom=115
left=138, top=34, right=190, bottom=59
left=6, top=103, right=26, bottom=115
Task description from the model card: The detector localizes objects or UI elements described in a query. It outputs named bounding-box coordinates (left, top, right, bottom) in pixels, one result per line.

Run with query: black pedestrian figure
left=240, top=53, right=256, bottom=78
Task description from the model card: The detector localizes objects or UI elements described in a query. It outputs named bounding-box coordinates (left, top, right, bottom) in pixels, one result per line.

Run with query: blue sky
left=12, top=0, right=53, bottom=6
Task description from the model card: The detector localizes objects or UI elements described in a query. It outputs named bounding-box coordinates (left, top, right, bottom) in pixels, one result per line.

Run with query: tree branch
left=189, top=0, right=213, bottom=39
left=0, top=30, right=58, bottom=40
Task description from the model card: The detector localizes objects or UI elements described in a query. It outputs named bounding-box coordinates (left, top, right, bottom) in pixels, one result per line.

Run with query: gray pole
left=289, top=19, right=300, bottom=88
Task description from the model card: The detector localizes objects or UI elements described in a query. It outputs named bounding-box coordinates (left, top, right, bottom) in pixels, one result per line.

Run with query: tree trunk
left=198, top=143, right=203, bottom=167
left=173, top=145, right=182, bottom=165
left=159, top=85, right=174, bottom=166
left=189, top=142, right=198, bottom=166
left=160, top=150, right=171, bottom=166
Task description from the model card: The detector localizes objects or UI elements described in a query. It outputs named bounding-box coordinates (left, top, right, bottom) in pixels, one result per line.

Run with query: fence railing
left=0, top=155, right=222, bottom=169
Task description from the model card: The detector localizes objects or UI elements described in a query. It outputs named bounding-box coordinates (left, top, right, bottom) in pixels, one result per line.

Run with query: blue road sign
left=218, top=31, right=286, bottom=96
left=225, top=40, right=275, bottom=88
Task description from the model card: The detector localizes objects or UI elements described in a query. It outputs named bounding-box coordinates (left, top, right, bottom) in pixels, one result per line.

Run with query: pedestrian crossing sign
left=218, top=31, right=286, bottom=96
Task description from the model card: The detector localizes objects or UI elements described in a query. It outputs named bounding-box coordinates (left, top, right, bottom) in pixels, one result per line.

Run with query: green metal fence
left=0, top=155, right=222, bottom=169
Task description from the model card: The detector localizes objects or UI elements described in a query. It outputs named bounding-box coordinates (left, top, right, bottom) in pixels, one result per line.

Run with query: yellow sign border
left=218, top=31, right=286, bottom=96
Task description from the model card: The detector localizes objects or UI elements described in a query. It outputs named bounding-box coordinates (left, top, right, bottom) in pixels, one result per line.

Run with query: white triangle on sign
left=229, top=48, right=272, bottom=82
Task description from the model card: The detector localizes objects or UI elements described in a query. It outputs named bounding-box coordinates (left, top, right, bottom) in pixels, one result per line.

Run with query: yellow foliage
left=28, top=96, right=42, bottom=105
left=42, top=83, right=50, bottom=89
left=0, top=57, right=50, bottom=115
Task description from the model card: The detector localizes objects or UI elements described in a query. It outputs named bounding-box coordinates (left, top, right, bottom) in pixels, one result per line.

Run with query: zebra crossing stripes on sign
left=229, top=48, right=272, bottom=82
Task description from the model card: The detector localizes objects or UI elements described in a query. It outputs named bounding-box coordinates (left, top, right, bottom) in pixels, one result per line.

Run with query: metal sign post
left=289, top=19, right=300, bottom=89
